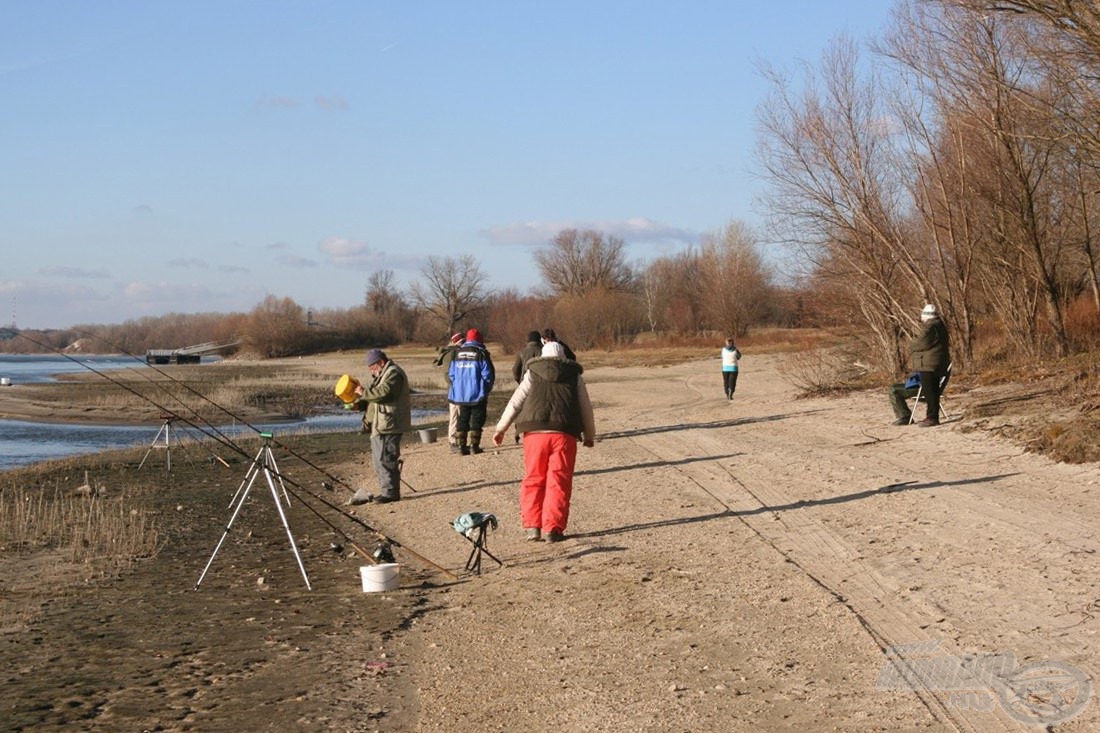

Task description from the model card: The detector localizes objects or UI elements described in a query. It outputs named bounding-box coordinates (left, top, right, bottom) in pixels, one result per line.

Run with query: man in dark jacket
left=448, top=329, right=495, bottom=454
left=909, top=304, right=951, bottom=427
left=492, top=342, right=596, bottom=542
left=888, top=372, right=922, bottom=425
left=512, top=331, right=543, bottom=383
left=509, top=330, right=544, bottom=445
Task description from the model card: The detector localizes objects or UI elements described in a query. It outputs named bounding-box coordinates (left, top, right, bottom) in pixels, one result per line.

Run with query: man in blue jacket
left=448, top=328, right=495, bottom=455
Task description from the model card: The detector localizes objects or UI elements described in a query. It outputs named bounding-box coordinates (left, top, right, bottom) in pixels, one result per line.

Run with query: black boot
left=457, top=431, right=470, bottom=455
left=470, top=431, right=484, bottom=454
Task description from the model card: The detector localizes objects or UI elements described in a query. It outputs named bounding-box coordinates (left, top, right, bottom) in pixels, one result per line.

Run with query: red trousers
left=519, top=432, right=578, bottom=534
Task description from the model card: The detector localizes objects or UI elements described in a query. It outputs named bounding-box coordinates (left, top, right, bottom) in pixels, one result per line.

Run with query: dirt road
left=3, top=352, right=1096, bottom=731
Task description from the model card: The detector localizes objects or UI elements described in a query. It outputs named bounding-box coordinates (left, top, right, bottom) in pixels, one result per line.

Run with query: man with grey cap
left=909, top=303, right=950, bottom=427
left=346, top=348, right=412, bottom=505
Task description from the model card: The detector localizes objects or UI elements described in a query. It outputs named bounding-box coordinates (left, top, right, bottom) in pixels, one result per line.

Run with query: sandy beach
left=2, top=351, right=1097, bottom=731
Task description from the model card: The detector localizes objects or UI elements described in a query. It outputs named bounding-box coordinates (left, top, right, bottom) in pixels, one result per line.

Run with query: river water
left=0, top=355, right=428, bottom=471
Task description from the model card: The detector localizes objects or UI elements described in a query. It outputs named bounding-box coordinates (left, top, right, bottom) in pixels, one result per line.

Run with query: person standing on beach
left=512, top=331, right=543, bottom=384
left=910, top=303, right=950, bottom=427
left=509, top=330, right=544, bottom=444
left=541, top=328, right=577, bottom=362
left=448, top=329, right=495, bottom=455
left=492, top=341, right=596, bottom=543
left=346, top=349, right=412, bottom=505
left=435, top=332, right=464, bottom=452
left=721, top=338, right=741, bottom=401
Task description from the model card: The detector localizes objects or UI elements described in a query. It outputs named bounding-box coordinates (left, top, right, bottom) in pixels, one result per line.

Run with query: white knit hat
left=921, top=303, right=938, bottom=321
left=541, top=342, right=565, bottom=358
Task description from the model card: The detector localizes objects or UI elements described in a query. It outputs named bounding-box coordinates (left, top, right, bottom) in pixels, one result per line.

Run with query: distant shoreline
left=0, top=382, right=307, bottom=428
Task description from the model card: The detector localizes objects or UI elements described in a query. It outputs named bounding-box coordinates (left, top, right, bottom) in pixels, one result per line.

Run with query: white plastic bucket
left=360, top=563, right=400, bottom=592
left=418, top=428, right=437, bottom=444
left=0, top=377, right=10, bottom=386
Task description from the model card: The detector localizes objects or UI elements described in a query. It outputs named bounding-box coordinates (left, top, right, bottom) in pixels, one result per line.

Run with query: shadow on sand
left=570, top=473, right=1021, bottom=541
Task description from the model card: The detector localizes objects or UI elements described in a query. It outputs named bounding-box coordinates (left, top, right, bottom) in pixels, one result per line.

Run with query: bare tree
left=553, top=288, right=644, bottom=349
left=698, top=221, right=773, bottom=338
left=911, top=5, right=1072, bottom=355
left=756, top=37, right=920, bottom=371
left=639, top=251, right=705, bottom=334
left=534, top=229, right=636, bottom=297
left=409, top=254, right=491, bottom=336
left=954, top=0, right=1100, bottom=316
left=365, top=270, right=404, bottom=314
left=245, top=295, right=307, bottom=357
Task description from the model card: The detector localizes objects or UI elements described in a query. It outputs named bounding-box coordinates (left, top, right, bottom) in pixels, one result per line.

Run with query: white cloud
left=121, top=280, right=220, bottom=304
left=168, top=258, right=209, bottom=269
left=2, top=279, right=102, bottom=299
left=258, top=95, right=299, bottom=109
left=318, top=236, right=382, bottom=270
left=276, top=254, right=317, bottom=269
left=314, top=95, right=349, bottom=111
left=37, top=266, right=111, bottom=279
left=481, top=217, right=697, bottom=247
left=316, top=236, right=424, bottom=273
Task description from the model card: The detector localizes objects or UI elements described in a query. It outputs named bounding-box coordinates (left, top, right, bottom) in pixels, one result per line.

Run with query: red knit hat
left=450, top=332, right=463, bottom=344
left=466, top=328, right=482, bottom=343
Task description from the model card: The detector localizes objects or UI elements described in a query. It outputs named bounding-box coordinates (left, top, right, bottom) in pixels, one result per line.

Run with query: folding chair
left=451, top=512, right=504, bottom=575
left=909, top=362, right=953, bottom=424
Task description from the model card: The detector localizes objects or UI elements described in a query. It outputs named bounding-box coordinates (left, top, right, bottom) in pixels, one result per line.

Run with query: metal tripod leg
left=196, top=443, right=311, bottom=590
left=139, top=417, right=195, bottom=472
left=227, top=443, right=267, bottom=508
left=138, top=420, right=171, bottom=471
left=261, top=444, right=292, bottom=506
left=227, top=441, right=290, bottom=510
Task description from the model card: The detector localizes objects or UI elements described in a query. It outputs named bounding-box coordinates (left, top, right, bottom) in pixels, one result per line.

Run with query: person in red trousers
left=492, top=342, right=596, bottom=542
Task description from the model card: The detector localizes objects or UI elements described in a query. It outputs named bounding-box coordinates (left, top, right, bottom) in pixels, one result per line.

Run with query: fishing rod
left=11, top=330, right=457, bottom=579
left=12, top=331, right=255, bottom=461
left=119, top=365, right=245, bottom=465
left=72, top=328, right=362, bottom=495
left=276, top=470, right=456, bottom=579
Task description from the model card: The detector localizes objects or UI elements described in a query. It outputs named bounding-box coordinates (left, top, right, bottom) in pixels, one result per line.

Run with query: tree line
left=756, top=0, right=1100, bottom=373
left=3, top=222, right=784, bottom=358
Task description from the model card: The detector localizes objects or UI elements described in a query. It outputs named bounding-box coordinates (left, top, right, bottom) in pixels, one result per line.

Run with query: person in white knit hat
left=492, top=341, right=595, bottom=542
left=909, top=303, right=951, bottom=427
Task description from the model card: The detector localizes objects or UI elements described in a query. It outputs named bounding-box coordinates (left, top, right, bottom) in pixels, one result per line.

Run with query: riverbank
left=0, top=349, right=452, bottom=427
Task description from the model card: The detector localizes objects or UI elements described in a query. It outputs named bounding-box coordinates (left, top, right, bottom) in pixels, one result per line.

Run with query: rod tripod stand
left=139, top=415, right=193, bottom=471
left=196, top=432, right=311, bottom=590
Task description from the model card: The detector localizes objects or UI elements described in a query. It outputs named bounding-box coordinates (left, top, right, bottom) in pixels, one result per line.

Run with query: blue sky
left=1, top=1, right=894, bottom=330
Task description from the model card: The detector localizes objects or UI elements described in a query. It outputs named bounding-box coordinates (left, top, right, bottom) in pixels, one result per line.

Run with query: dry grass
left=0, top=455, right=164, bottom=630
left=0, top=478, right=162, bottom=569
left=37, top=363, right=352, bottom=420
left=0, top=475, right=162, bottom=627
